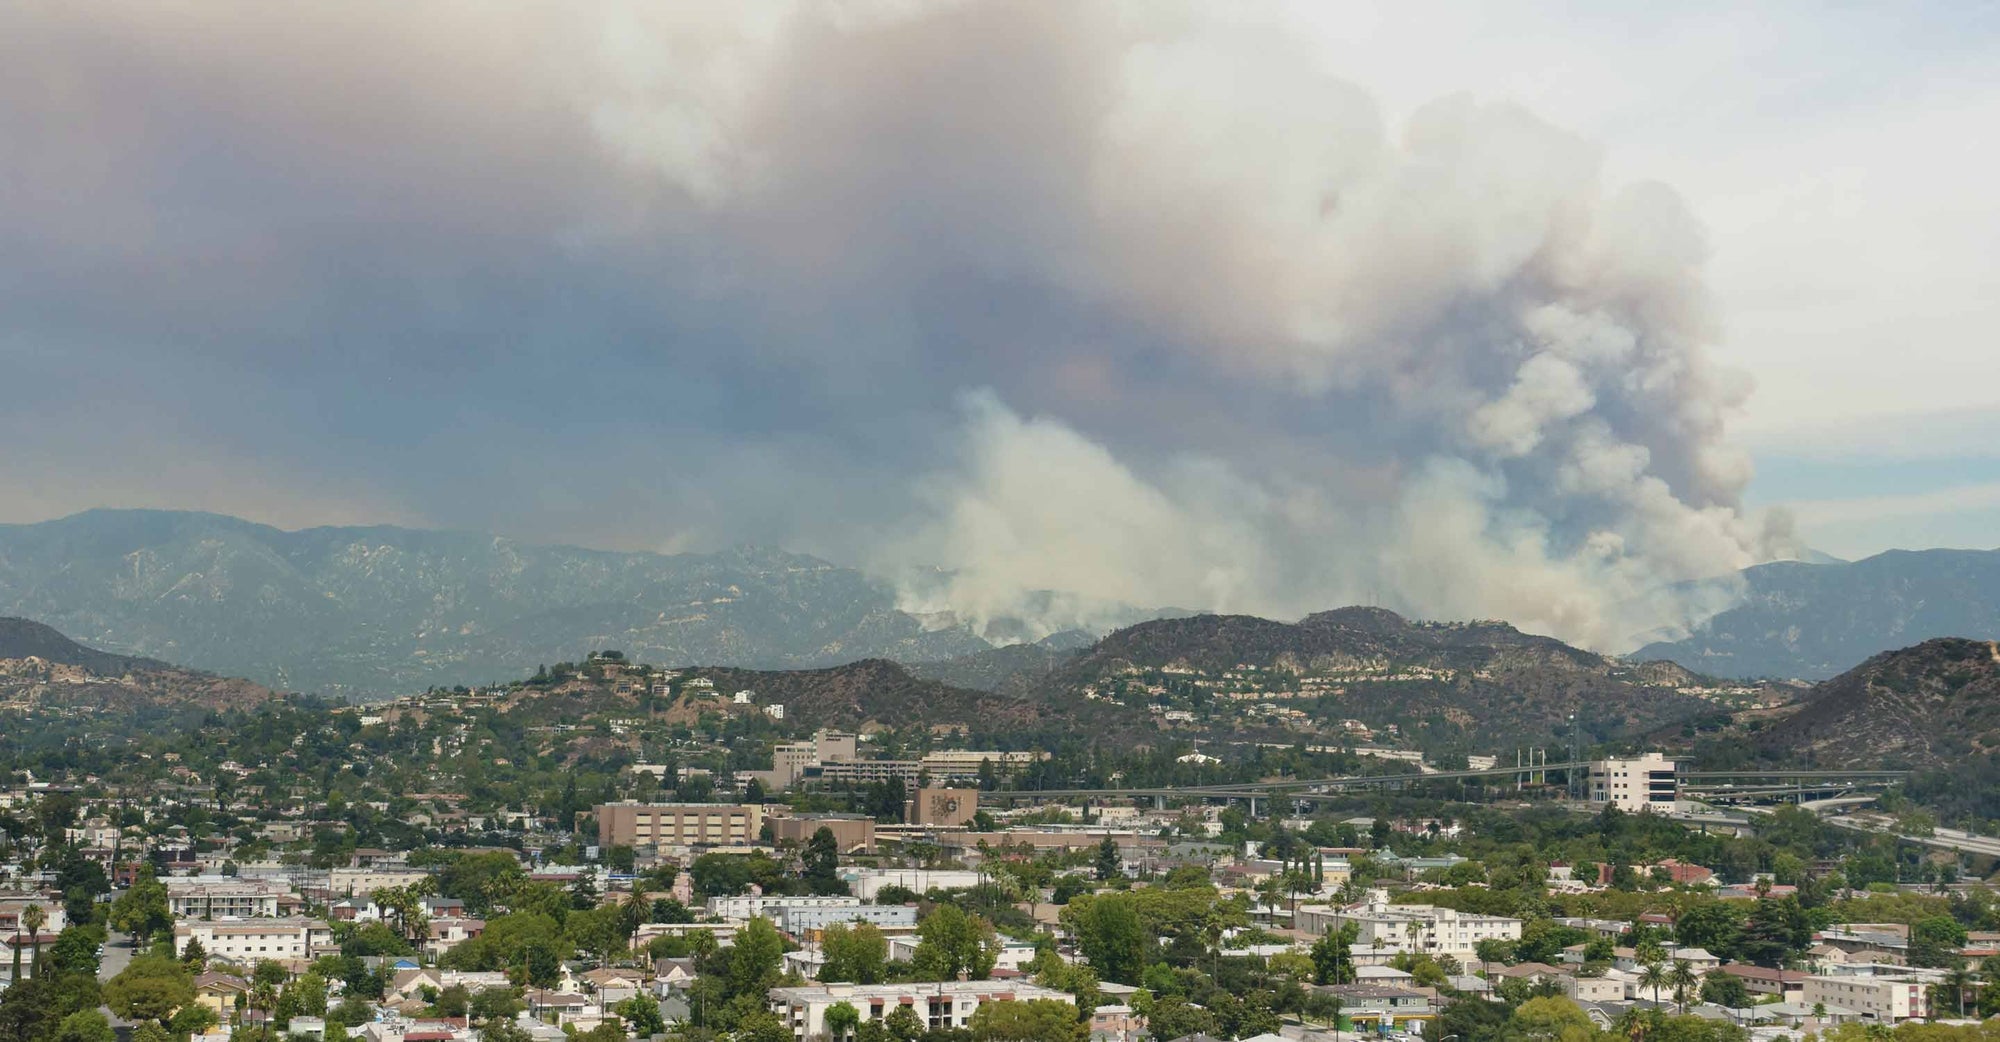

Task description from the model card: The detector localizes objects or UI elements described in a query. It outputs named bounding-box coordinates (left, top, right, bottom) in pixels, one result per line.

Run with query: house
left=581, top=968, right=645, bottom=1006
left=654, top=957, right=700, bottom=990
left=526, top=988, right=593, bottom=1028
left=193, top=972, right=253, bottom=1023
left=1310, top=984, right=1434, bottom=1032
left=1721, top=964, right=1809, bottom=1002
left=1089, top=1004, right=1147, bottom=1042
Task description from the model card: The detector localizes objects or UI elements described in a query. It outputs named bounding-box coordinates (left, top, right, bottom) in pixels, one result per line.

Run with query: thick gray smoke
left=580, top=3, right=1782, bottom=647
left=0, top=1, right=1788, bottom=650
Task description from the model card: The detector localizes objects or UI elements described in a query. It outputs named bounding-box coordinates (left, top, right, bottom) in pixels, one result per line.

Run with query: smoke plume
left=0, top=1, right=1789, bottom=650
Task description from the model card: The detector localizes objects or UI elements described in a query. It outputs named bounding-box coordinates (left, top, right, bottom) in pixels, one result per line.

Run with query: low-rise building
left=175, top=917, right=335, bottom=965
left=1802, top=973, right=1932, bottom=1022
left=1295, top=893, right=1521, bottom=961
left=768, top=980, right=1075, bottom=1041
left=165, top=877, right=300, bottom=919
left=770, top=812, right=877, bottom=853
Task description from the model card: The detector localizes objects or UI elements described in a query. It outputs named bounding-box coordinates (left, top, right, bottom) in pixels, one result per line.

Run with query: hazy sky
left=2, top=2, right=1995, bottom=644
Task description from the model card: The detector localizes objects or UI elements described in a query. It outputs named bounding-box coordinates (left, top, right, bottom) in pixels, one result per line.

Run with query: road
left=98, top=930, right=135, bottom=982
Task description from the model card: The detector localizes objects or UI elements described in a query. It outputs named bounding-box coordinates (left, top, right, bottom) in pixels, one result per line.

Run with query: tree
left=1073, top=895, right=1147, bottom=986
left=1668, top=960, right=1700, bottom=1014
left=180, top=935, right=209, bottom=973
left=883, top=1005, right=926, bottom=1042
left=804, top=828, right=847, bottom=896
left=1144, top=996, right=1216, bottom=1042
left=20, top=902, right=48, bottom=973
left=825, top=1000, right=862, bottom=1042
left=619, top=992, right=667, bottom=1037
left=820, top=922, right=889, bottom=985
left=1911, top=915, right=1970, bottom=969
left=470, top=986, right=526, bottom=1026
left=912, top=905, right=999, bottom=982
left=967, top=999, right=1087, bottom=1042
left=1699, top=970, right=1748, bottom=1009
left=110, top=868, right=173, bottom=947
left=52, top=1009, right=117, bottom=1042
left=1094, top=837, right=1122, bottom=882
left=729, top=918, right=786, bottom=999
left=103, top=954, right=195, bottom=1025
left=1674, top=904, right=1744, bottom=963
left=1311, top=922, right=1359, bottom=985
left=1638, top=961, right=1670, bottom=1006
left=48, top=926, right=101, bottom=979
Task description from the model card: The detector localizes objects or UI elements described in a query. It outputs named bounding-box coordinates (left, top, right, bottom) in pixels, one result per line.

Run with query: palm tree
left=20, top=903, right=46, bottom=976
left=1638, top=961, right=1670, bottom=1007
left=1941, top=964, right=1977, bottom=1018
left=1668, top=960, right=1699, bottom=1014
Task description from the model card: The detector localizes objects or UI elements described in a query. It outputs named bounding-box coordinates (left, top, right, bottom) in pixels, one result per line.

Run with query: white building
left=768, top=980, right=1074, bottom=1041
left=1802, top=972, right=1935, bottom=1022
left=843, top=868, right=983, bottom=901
left=708, top=894, right=861, bottom=920
left=1295, top=893, right=1521, bottom=961
left=1587, top=753, right=1679, bottom=813
left=771, top=904, right=919, bottom=934
left=164, top=877, right=297, bottom=919
left=174, top=917, right=335, bottom=964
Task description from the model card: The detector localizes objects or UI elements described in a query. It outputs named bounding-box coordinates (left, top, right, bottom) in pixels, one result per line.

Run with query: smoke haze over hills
left=0, top=3, right=1845, bottom=651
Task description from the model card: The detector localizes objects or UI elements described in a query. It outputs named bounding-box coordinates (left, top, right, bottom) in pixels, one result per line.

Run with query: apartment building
left=597, top=802, right=766, bottom=850
left=1803, top=972, right=1934, bottom=1022
left=1296, top=894, right=1521, bottom=961
left=165, top=877, right=299, bottom=919
left=174, top=917, right=335, bottom=964
left=769, top=981, right=1074, bottom=1041
left=328, top=866, right=435, bottom=899
left=1587, top=753, right=1679, bottom=813
left=770, top=903, right=919, bottom=935
left=708, top=894, right=861, bottom=920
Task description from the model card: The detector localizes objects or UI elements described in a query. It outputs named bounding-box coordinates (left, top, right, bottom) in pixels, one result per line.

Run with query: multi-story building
left=174, top=918, right=334, bottom=964
left=908, top=788, right=977, bottom=827
left=769, top=981, right=1074, bottom=1041
left=327, top=866, right=434, bottom=899
left=708, top=894, right=861, bottom=920
left=843, top=868, right=982, bottom=901
left=1296, top=894, right=1521, bottom=962
left=770, top=904, right=919, bottom=935
left=914, top=750, right=1044, bottom=783
left=0, top=897, right=66, bottom=936
left=1587, top=753, right=1679, bottom=813
left=812, top=760, right=923, bottom=789
left=1803, top=972, right=1935, bottom=1022
left=164, top=877, right=299, bottom=919
left=770, top=812, right=877, bottom=853
left=760, top=731, right=863, bottom=791
left=597, top=802, right=766, bottom=850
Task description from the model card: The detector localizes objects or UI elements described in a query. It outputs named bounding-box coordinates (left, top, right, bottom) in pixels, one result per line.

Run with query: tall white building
left=1587, top=753, right=1679, bottom=813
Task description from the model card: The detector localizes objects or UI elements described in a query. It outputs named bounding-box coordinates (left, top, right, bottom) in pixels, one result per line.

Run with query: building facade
left=768, top=981, right=1074, bottom=1041
left=1587, top=753, right=1679, bottom=813
left=597, top=802, right=766, bottom=850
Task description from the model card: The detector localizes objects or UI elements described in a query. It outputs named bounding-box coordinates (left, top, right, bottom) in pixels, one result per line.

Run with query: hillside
left=0, top=616, right=169, bottom=675
left=0, top=617, right=275, bottom=714
left=1634, top=548, right=2000, bottom=680
left=0, top=509, right=993, bottom=698
left=1037, top=607, right=1774, bottom=749
left=1758, top=638, right=2000, bottom=768
left=905, top=631, right=1095, bottom=694
left=683, top=658, right=1148, bottom=741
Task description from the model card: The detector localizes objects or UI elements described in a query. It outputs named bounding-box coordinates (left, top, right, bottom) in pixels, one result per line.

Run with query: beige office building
left=598, top=802, right=766, bottom=850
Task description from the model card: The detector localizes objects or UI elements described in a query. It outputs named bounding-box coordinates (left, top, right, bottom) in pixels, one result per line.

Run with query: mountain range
left=0, top=509, right=991, bottom=697
left=4, top=509, right=1993, bottom=698
left=1636, top=548, right=2000, bottom=680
